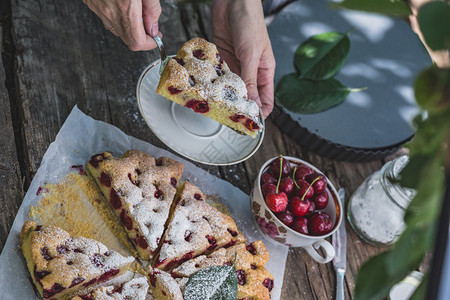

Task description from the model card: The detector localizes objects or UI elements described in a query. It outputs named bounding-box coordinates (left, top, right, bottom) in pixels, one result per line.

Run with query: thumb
left=240, top=58, right=262, bottom=107
left=142, top=0, right=162, bottom=37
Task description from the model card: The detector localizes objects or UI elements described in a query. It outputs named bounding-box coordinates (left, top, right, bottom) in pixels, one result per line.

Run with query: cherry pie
left=156, top=37, right=263, bottom=138
left=70, top=272, right=149, bottom=300
left=20, top=221, right=134, bottom=300
left=86, top=150, right=184, bottom=261
left=152, top=181, right=246, bottom=270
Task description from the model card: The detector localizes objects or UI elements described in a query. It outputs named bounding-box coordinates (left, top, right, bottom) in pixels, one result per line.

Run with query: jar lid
left=389, top=271, right=423, bottom=300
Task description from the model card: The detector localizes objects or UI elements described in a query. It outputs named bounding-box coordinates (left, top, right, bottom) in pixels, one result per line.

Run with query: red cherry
left=261, top=172, right=277, bottom=185
left=291, top=217, right=309, bottom=235
left=305, top=173, right=327, bottom=194
left=271, top=156, right=291, bottom=178
left=309, top=212, right=333, bottom=235
left=312, top=191, right=329, bottom=210
left=261, top=183, right=277, bottom=198
left=304, top=201, right=315, bottom=217
left=289, top=196, right=311, bottom=217
left=265, top=192, right=288, bottom=213
left=279, top=177, right=294, bottom=196
left=275, top=210, right=294, bottom=227
left=294, top=179, right=314, bottom=199
left=294, top=165, right=313, bottom=181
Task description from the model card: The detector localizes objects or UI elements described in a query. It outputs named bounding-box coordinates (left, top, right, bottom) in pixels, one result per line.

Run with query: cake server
left=153, top=36, right=174, bottom=75
left=332, top=188, right=347, bottom=300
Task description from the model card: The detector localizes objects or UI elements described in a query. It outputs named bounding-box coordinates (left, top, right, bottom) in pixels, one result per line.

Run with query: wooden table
left=0, top=1, right=403, bottom=299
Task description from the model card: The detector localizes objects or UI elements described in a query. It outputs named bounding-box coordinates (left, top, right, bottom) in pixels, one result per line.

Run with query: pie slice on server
left=152, top=180, right=246, bottom=270
left=20, top=221, right=135, bottom=300
left=86, top=150, right=184, bottom=261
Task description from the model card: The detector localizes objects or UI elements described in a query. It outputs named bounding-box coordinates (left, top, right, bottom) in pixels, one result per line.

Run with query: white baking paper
left=0, top=106, right=288, bottom=300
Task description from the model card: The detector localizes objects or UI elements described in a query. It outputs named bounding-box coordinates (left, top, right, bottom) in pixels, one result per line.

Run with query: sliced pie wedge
left=172, top=240, right=274, bottom=300
left=70, top=272, right=149, bottom=300
left=20, top=221, right=135, bottom=300
left=152, top=180, right=246, bottom=270
left=86, top=150, right=184, bottom=261
left=147, top=266, right=183, bottom=300
left=156, top=37, right=263, bottom=137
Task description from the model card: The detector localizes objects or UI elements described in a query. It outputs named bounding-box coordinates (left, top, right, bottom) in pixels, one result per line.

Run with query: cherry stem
left=293, top=167, right=300, bottom=189
left=275, top=156, right=283, bottom=194
left=301, top=176, right=321, bottom=201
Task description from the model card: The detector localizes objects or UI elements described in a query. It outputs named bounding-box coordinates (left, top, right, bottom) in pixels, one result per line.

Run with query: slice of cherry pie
left=147, top=266, right=183, bottom=300
left=172, top=240, right=274, bottom=300
left=156, top=37, right=263, bottom=138
left=70, top=272, right=149, bottom=300
left=86, top=150, right=184, bottom=261
left=152, top=180, right=246, bottom=270
left=20, top=221, right=135, bottom=300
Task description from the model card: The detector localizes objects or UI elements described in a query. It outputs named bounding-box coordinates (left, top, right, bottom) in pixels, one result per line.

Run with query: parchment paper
left=0, top=106, right=288, bottom=300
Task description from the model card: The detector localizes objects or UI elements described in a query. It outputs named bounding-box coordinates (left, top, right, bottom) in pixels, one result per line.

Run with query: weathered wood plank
left=0, top=48, right=24, bottom=252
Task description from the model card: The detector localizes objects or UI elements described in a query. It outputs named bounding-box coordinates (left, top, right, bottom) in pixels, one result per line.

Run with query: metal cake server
left=332, top=188, right=347, bottom=300
left=153, top=36, right=174, bottom=75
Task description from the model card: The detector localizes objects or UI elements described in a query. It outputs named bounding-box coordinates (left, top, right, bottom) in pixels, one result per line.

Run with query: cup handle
left=304, top=240, right=335, bottom=263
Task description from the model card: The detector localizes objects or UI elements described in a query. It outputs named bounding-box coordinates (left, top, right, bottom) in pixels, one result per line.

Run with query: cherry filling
left=148, top=273, right=157, bottom=287
left=136, top=235, right=149, bottom=249
left=128, top=173, right=138, bottom=186
left=41, top=247, right=52, bottom=261
left=229, top=114, right=260, bottom=131
left=170, top=177, right=177, bottom=188
left=155, top=159, right=162, bottom=166
left=262, top=278, right=274, bottom=291
left=83, top=278, right=98, bottom=287
left=70, top=165, right=86, bottom=175
left=236, top=269, right=247, bottom=285
left=215, top=53, right=224, bottom=76
left=98, top=269, right=120, bottom=282
left=193, top=49, right=205, bottom=59
left=110, top=189, right=122, bottom=209
left=246, top=243, right=257, bottom=255
left=227, top=228, right=238, bottom=237
left=69, top=277, right=85, bottom=288
left=89, top=153, right=105, bottom=168
left=120, top=210, right=133, bottom=230
left=34, top=266, right=50, bottom=283
left=100, top=172, right=111, bottom=187
left=223, top=239, right=236, bottom=248
left=168, top=86, right=182, bottom=95
left=194, top=193, right=202, bottom=200
left=154, top=189, right=163, bottom=200
left=173, top=57, right=185, bottom=66
left=251, top=264, right=257, bottom=270
left=43, top=283, right=65, bottom=298
left=90, top=254, right=105, bottom=268
left=205, top=235, right=217, bottom=251
left=185, top=100, right=210, bottom=113
left=184, top=230, right=192, bottom=242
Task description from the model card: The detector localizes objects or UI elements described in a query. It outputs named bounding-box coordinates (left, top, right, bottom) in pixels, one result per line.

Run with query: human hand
left=211, top=0, right=276, bottom=118
left=82, top=0, right=162, bottom=51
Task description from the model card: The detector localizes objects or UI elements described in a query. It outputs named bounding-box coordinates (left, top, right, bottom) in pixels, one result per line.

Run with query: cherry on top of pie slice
left=152, top=180, right=246, bottom=271
left=70, top=272, right=149, bottom=300
left=156, top=37, right=263, bottom=138
left=86, top=150, right=184, bottom=261
left=171, top=240, right=274, bottom=300
left=20, top=221, right=135, bottom=300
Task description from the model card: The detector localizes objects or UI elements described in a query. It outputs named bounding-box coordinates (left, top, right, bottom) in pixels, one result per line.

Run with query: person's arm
left=211, top=0, right=276, bottom=118
left=82, top=0, right=162, bottom=51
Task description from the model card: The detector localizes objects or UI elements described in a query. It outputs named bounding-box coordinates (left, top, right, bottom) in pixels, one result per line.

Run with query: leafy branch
left=331, top=1, right=450, bottom=300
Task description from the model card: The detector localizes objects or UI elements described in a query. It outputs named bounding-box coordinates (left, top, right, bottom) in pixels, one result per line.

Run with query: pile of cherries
left=261, top=156, right=333, bottom=236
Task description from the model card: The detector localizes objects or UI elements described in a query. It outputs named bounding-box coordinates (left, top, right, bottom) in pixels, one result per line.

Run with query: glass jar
left=347, top=155, right=416, bottom=246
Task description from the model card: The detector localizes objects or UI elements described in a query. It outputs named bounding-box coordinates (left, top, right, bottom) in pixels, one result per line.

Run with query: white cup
left=250, top=156, right=343, bottom=264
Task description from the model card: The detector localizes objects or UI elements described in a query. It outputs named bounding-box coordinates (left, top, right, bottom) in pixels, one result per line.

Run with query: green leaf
left=294, top=32, right=350, bottom=80
left=184, top=266, right=237, bottom=300
left=329, top=0, right=411, bottom=16
left=276, top=74, right=355, bottom=114
left=418, top=1, right=450, bottom=51
left=415, top=65, right=450, bottom=112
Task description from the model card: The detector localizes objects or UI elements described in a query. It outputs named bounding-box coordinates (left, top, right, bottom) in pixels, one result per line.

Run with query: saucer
left=136, top=60, right=265, bottom=166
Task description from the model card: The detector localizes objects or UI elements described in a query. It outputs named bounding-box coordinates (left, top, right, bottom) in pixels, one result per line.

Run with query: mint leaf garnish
left=184, top=266, right=237, bottom=300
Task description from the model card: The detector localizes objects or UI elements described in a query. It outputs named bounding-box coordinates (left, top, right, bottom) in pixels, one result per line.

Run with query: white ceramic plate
left=136, top=60, right=265, bottom=166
